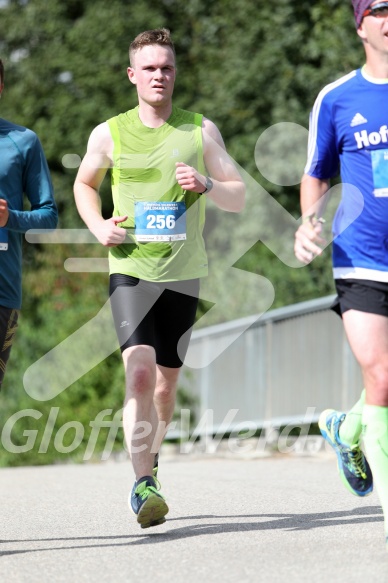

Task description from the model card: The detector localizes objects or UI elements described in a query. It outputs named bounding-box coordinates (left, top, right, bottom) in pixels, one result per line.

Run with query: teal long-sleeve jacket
left=0, top=118, right=58, bottom=309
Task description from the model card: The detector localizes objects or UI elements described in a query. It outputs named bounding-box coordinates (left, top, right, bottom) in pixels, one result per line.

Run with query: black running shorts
left=331, top=279, right=388, bottom=318
left=109, top=274, right=200, bottom=368
left=0, top=306, right=19, bottom=388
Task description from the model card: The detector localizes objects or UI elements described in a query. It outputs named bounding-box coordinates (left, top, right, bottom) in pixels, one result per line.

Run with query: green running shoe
left=319, top=409, right=373, bottom=497
left=130, top=475, right=168, bottom=529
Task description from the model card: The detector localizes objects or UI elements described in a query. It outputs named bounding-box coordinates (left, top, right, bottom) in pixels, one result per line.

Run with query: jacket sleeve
left=6, top=132, right=58, bottom=233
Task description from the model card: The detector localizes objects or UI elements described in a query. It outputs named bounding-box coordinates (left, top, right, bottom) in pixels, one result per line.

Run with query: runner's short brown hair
left=129, top=28, right=175, bottom=66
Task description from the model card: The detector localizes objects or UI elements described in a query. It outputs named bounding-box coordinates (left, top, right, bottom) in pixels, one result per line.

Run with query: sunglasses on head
left=362, top=2, right=388, bottom=18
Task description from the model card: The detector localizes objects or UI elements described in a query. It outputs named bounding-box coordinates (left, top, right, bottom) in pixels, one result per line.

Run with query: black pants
left=331, top=279, right=388, bottom=318
left=109, top=275, right=199, bottom=368
left=0, top=306, right=19, bottom=387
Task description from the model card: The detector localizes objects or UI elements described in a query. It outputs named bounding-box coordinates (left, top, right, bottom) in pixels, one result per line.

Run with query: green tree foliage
left=0, top=0, right=365, bottom=465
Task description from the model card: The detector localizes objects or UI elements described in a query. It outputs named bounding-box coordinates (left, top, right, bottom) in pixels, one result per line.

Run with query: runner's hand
left=294, top=216, right=326, bottom=264
left=175, top=162, right=206, bottom=193
left=93, top=215, right=128, bottom=247
left=0, top=199, right=9, bottom=228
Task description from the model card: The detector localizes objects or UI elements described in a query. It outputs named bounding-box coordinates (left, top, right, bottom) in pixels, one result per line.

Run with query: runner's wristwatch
left=201, top=176, right=213, bottom=194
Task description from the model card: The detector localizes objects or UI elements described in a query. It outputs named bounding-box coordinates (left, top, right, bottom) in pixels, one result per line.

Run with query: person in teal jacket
left=0, top=58, right=58, bottom=388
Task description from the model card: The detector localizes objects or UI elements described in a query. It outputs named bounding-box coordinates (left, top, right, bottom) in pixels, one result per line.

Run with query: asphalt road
left=0, top=449, right=387, bottom=583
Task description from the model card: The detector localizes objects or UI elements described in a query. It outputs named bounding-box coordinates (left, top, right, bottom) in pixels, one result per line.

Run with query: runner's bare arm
left=294, top=174, right=330, bottom=264
left=175, top=117, right=245, bottom=212
left=74, top=123, right=127, bottom=247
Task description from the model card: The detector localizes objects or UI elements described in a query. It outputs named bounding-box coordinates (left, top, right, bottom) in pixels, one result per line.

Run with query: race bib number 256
left=135, top=201, right=187, bottom=242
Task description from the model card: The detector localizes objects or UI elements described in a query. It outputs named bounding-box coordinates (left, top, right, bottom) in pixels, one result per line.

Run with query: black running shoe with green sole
left=130, top=475, right=168, bottom=529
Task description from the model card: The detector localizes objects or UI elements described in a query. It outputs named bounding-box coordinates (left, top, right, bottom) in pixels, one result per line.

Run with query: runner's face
left=358, top=1, right=388, bottom=54
left=128, top=45, right=176, bottom=107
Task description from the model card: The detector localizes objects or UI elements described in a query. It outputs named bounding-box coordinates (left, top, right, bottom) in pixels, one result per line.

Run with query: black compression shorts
left=331, top=279, right=388, bottom=318
left=0, top=306, right=19, bottom=388
left=109, top=274, right=200, bottom=368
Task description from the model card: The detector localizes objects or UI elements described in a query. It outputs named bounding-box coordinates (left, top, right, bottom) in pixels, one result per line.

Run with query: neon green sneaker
left=130, top=476, right=168, bottom=529
left=319, top=409, right=373, bottom=497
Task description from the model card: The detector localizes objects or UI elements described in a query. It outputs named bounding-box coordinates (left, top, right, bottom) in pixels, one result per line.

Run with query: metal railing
left=176, top=295, right=363, bottom=437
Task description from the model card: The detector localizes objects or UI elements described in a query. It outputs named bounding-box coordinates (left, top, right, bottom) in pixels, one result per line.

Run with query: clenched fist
left=0, top=199, right=9, bottom=228
left=175, top=162, right=206, bottom=193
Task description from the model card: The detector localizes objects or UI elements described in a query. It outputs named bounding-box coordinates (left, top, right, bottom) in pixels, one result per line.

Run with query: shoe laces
left=346, top=445, right=367, bottom=479
left=135, top=477, right=162, bottom=500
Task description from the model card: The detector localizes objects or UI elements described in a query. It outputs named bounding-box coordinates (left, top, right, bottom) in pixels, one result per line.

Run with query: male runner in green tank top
left=74, top=28, right=245, bottom=529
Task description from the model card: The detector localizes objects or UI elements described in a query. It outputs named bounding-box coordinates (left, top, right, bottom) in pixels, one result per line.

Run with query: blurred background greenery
left=0, top=0, right=364, bottom=466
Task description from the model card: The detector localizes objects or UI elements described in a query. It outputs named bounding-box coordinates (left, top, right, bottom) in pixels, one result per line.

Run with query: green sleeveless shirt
left=107, top=106, right=208, bottom=281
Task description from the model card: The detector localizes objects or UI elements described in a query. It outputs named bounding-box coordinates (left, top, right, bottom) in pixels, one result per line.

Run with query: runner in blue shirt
left=295, top=0, right=388, bottom=549
left=0, top=58, right=58, bottom=387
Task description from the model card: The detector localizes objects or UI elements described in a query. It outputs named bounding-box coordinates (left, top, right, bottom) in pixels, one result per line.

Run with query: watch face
left=205, top=177, right=213, bottom=192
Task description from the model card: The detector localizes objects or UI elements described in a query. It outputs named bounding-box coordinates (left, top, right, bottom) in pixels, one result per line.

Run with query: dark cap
left=352, top=0, right=373, bottom=28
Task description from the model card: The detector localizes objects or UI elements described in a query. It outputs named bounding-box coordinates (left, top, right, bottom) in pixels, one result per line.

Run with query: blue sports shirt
left=0, top=118, right=58, bottom=309
left=305, top=68, right=388, bottom=281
